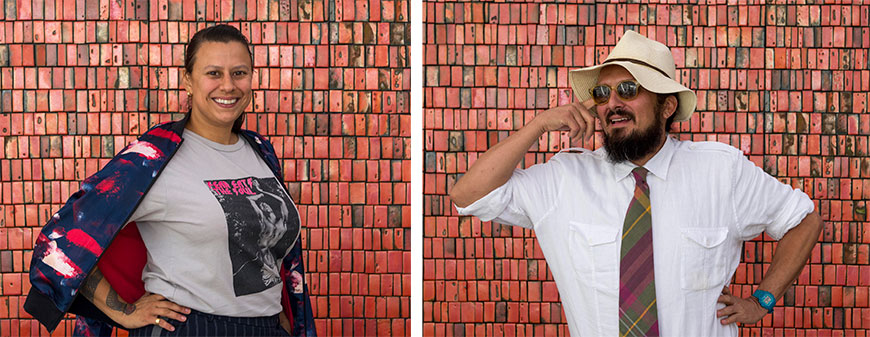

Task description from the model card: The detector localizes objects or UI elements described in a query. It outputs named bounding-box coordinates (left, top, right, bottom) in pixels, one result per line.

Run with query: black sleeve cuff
left=25, top=287, right=125, bottom=332
left=24, top=287, right=65, bottom=332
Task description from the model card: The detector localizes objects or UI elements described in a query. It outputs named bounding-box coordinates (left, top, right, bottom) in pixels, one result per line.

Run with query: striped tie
left=618, top=167, right=659, bottom=337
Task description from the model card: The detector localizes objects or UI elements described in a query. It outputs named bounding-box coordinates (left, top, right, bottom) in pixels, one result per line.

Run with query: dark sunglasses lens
left=591, top=86, right=611, bottom=104
left=616, top=81, right=638, bottom=100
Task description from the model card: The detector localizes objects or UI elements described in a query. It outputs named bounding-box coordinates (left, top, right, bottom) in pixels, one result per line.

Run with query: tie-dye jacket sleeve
left=24, top=122, right=184, bottom=333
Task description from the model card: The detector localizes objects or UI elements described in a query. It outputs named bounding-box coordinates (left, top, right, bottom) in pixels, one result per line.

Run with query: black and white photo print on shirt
left=205, top=177, right=300, bottom=296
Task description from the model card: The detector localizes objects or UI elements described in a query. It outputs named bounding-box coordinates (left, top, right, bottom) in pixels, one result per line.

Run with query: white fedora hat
left=568, top=30, right=696, bottom=122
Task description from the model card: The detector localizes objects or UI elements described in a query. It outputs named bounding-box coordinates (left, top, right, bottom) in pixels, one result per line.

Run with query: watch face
left=753, top=290, right=775, bottom=309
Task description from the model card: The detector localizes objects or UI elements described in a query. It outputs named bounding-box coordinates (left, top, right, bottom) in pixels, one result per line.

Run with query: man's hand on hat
left=715, top=286, right=767, bottom=325
left=531, top=99, right=597, bottom=144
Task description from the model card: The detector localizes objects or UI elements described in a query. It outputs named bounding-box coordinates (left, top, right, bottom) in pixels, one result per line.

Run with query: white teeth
left=611, top=117, right=629, bottom=122
left=214, top=98, right=238, bottom=105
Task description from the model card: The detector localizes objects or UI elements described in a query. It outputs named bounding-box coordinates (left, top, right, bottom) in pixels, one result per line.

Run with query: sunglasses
left=588, top=80, right=642, bottom=105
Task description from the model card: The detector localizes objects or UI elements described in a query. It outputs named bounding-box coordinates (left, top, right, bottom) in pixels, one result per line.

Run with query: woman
left=24, top=25, right=315, bottom=337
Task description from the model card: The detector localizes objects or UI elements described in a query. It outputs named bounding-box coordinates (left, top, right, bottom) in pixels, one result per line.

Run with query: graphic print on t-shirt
left=205, top=177, right=300, bottom=296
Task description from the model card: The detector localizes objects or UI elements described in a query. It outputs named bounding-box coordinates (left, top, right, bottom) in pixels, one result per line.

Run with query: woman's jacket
left=24, top=116, right=316, bottom=336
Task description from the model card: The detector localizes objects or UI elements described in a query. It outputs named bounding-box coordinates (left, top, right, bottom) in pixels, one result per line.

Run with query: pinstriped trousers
left=128, top=309, right=291, bottom=337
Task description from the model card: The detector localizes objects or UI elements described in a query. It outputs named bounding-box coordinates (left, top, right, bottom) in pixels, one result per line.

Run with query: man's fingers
left=716, top=294, right=734, bottom=305
left=721, top=286, right=731, bottom=295
left=717, top=304, right=739, bottom=325
left=720, top=315, right=738, bottom=325
left=564, top=101, right=593, bottom=142
left=568, top=124, right=582, bottom=143
left=541, top=101, right=599, bottom=143
left=567, top=110, right=586, bottom=142
left=716, top=296, right=768, bottom=326
left=577, top=99, right=597, bottom=140
left=716, top=305, right=736, bottom=318
left=582, top=111, right=595, bottom=140
left=570, top=103, right=593, bottom=141
left=560, top=114, right=582, bottom=141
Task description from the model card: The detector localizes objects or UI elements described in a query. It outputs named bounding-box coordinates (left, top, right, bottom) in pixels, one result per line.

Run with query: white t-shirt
left=129, top=129, right=300, bottom=317
left=456, top=137, right=814, bottom=336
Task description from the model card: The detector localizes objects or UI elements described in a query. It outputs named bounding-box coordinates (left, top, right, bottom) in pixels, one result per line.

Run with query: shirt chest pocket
left=680, top=227, right=731, bottom=290
left=569, top=222, right=620, bottom=288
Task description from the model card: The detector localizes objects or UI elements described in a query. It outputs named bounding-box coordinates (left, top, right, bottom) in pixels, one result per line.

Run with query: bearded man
left=449, top=31, right=821, bottom=336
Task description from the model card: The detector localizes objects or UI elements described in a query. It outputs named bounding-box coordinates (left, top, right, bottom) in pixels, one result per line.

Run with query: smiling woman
left=183, top=31, right=254, bottom=145
left=25, top=24, right=316, bottom=337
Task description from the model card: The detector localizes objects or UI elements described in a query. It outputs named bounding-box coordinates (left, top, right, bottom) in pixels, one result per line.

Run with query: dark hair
left=657, top=93, right=680, bottom=132
left=184, top=24, right=253, bottom=132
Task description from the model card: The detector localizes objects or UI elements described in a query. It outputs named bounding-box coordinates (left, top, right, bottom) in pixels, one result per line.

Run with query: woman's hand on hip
left=116, top=293, right=191, bottom=331
left=79, top=267, right=190, bottom=331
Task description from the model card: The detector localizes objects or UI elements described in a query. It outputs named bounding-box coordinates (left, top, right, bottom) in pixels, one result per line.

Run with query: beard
left=602, top=104, right=667, bottom=163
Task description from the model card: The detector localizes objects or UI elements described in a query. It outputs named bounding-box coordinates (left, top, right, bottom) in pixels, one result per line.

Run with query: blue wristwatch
left=752, top=289, right=775, bottom=313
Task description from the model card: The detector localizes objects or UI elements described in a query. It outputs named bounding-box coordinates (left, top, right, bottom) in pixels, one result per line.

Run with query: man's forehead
left=596, top=65, right=636, bottom=84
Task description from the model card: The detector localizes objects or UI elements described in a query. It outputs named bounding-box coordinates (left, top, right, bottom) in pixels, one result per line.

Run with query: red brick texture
left=424, top=3, right=869, bottom=336
left=0, top=0, right=410, bottom=336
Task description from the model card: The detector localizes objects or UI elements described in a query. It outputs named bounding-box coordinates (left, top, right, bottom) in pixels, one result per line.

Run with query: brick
left=1, top=0, right=409, bottom=335
left=423, top=3, right=868, bottom=336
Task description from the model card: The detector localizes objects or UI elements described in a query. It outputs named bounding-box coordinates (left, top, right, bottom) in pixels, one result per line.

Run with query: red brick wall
left=0, top=0, right=410, bottom=336
left=424, top=3, right=869, bottom=336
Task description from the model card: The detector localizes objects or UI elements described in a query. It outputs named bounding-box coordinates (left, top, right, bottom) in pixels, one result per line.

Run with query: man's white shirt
left=455, top=137, right=814, bottom=336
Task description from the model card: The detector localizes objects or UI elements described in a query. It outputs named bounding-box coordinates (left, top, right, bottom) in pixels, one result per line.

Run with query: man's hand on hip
left=715, top=286, right=767, bottom=325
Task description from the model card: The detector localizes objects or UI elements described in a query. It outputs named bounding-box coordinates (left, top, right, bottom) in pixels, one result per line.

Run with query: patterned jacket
left=24, top=116, right=316, bottom=336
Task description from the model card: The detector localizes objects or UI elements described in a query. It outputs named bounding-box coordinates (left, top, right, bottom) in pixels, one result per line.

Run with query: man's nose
left=601, top=92, right=626, bottom=114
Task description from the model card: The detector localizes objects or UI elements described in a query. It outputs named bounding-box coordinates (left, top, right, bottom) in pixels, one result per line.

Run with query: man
left=450, top=30, right=821, bottom=336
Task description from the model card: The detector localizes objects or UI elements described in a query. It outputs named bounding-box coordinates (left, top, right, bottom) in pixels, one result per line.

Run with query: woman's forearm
left=79, top=266, right=190, bottom=331
left=79, top=267, right=137, bottom=324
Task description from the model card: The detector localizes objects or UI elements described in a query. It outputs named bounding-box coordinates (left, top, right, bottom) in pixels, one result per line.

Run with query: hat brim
left=568, top=62, right=696, bottom=122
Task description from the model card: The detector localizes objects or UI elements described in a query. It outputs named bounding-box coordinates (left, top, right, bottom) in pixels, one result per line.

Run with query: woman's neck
left=185, top=115, right=238, bottom=145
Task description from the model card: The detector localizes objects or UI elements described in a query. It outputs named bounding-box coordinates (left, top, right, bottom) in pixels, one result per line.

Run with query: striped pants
left=128, top=309, right=291, bottom=337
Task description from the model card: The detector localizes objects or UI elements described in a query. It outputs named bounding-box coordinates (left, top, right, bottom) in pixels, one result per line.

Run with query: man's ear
left=663, top=95, right=678, bottom=119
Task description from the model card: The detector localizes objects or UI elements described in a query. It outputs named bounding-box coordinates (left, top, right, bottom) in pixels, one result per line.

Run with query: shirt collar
left=611, top=136, right=676, bottom=182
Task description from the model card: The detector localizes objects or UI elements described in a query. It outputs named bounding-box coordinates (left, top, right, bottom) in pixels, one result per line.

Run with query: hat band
left=603, top=58, right=670, bottom=79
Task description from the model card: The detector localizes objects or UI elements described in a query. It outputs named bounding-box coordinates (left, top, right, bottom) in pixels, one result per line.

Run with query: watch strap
left=752, top=289, right=775, bottom=313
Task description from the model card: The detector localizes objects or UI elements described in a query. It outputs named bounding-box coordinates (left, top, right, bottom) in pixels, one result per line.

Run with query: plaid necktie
left=618, top=167, right=659, bottom=336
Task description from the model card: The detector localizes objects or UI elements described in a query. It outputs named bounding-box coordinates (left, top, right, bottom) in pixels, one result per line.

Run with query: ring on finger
left=155, top=318, right=161, bottom=325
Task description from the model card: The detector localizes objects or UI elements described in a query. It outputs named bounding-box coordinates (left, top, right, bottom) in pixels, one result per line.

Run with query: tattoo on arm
left=80, top=267, right=136, bottom=317
left=106, top=289, right=136, bottom=315
left=79, top=268, right=104, bottom=301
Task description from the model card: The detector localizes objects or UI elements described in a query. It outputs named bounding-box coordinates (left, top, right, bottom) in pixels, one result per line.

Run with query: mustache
left=605, top=107, right=634, bottom=120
